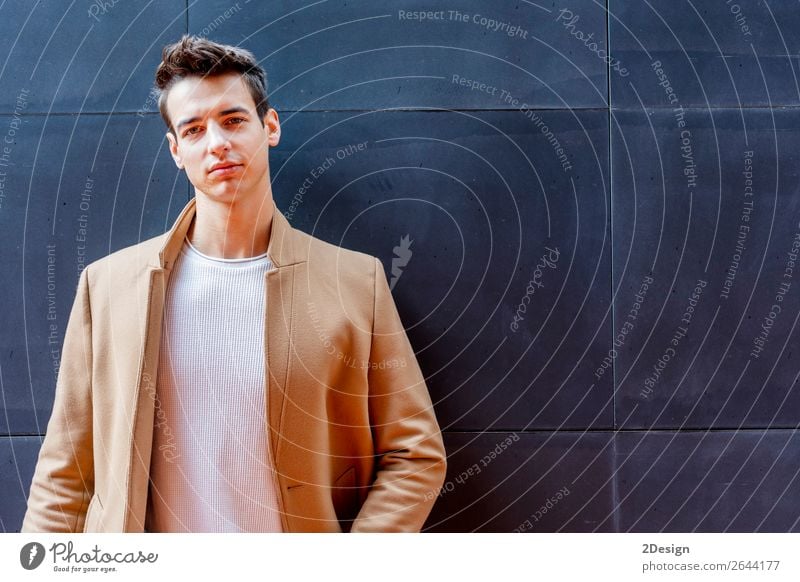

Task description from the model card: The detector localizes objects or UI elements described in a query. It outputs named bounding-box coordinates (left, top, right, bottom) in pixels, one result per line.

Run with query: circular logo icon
left=20, top=542, right=46, bottom=570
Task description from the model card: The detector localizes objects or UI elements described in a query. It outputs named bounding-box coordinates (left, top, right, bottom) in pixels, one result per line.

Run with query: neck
left=188, top=191, right=274, bottom=259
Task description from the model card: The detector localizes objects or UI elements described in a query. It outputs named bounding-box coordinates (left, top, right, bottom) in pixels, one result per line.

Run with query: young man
left=22, top=35, right=446, bottom=533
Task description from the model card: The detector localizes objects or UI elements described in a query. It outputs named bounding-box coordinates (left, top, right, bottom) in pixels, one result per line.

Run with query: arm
left=350, top=257, right=447, bottom=532
left=21, top=267, right=94, bottom=532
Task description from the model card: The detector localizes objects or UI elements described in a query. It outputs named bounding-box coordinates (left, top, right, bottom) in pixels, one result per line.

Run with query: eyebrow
left=175, top=107, right=250, bottom=132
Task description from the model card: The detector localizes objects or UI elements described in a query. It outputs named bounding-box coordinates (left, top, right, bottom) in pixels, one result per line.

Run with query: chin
left=198, top=183, right=246, bottom=201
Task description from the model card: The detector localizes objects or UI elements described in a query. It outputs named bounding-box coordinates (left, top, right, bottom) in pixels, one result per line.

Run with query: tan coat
left=22, top=197, right=446, bottom=532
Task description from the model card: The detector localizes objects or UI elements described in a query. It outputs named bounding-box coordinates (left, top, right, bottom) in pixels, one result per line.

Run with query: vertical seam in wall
left=612, top=429, right=620, bottom=532
left=606, top=0, right=615, bottom=431
left=606, top=0, right=621, bottom=534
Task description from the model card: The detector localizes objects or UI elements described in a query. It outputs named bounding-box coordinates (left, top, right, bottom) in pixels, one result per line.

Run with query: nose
left=206, top=121, right=231, bottom=155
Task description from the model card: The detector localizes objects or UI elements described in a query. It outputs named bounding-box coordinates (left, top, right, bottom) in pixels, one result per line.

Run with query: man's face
left=164, top=72, right=280, bottom=204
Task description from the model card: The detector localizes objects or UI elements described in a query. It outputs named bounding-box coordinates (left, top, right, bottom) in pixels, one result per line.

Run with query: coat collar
left=153, top=196, right=303, bottom=270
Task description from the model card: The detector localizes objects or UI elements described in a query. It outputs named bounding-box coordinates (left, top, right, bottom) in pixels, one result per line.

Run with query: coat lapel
left=124, top=199, right=196, bottom=531
left=263, top=205, right=302, bottom=467
left=265, top=266, right=293, bottom=467
left=125, top=266, right=166, bottom=531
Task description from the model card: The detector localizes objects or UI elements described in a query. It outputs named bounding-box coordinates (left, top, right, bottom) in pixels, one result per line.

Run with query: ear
left=263, top=108, right=280, bottom=148
left=166, top=131, right=183, bottom=169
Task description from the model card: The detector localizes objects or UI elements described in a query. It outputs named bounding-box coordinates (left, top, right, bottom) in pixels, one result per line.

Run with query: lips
left=209, top=162, right=242, bottom=175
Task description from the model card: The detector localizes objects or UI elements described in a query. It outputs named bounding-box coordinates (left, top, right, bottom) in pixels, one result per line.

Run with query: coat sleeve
left=21, top=267, right=94, bottom=532
left=350, top=257, right=447, bottom=532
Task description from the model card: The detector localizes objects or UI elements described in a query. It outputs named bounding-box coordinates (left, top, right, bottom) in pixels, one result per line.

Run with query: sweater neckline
left=182, top=236, right=271, bottom=266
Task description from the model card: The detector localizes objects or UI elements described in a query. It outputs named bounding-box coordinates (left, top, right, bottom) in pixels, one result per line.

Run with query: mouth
left=209, top=163, right=242, bottom=176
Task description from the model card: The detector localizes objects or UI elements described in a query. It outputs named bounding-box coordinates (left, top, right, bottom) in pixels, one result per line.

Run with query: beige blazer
left=21, top=197, right=446, bottom=532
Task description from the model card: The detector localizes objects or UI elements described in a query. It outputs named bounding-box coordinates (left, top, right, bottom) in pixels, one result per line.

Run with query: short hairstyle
left=154, top=34, right=270, bottom=136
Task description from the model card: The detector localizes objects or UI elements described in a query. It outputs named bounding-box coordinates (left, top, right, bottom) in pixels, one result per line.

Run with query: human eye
left=183, top=125, right=202, bottom=137
left=227, top=116, right=246, bottom=125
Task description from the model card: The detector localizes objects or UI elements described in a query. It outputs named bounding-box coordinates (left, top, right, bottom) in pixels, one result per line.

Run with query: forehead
left=166, top=73, right=255, bottom=120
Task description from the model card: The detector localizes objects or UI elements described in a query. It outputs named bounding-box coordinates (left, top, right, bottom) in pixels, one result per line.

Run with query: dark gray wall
left=2, top=0, right=799, bottom=532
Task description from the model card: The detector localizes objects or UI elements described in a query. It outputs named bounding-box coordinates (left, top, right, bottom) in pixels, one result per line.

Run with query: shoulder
left=82, top=232, right=167, bottom=288
left=294, top=227, right=383, bottom=282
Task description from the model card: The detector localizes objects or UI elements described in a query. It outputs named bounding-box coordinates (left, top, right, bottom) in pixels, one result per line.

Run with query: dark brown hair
left=155, top=35, right=270, bottom=136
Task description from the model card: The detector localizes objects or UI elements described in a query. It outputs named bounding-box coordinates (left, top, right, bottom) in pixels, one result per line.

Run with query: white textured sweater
left=145, top=237, right=283, bottom=532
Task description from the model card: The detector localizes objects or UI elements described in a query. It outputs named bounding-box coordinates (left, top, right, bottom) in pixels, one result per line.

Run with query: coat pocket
left=332, top=465, right=358, bottom=532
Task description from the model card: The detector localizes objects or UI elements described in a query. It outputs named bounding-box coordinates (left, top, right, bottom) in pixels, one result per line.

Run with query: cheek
left=243, top=149, right=267, bottom=171
left=182, top=154, right=205, bottom=178
left=184, top=166, right=208, bottom=187
left=250, top=156, right=269, bottom=177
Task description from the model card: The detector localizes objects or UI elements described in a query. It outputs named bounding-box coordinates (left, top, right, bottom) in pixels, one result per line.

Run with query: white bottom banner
left=2, top=533, right=798, bottom=580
